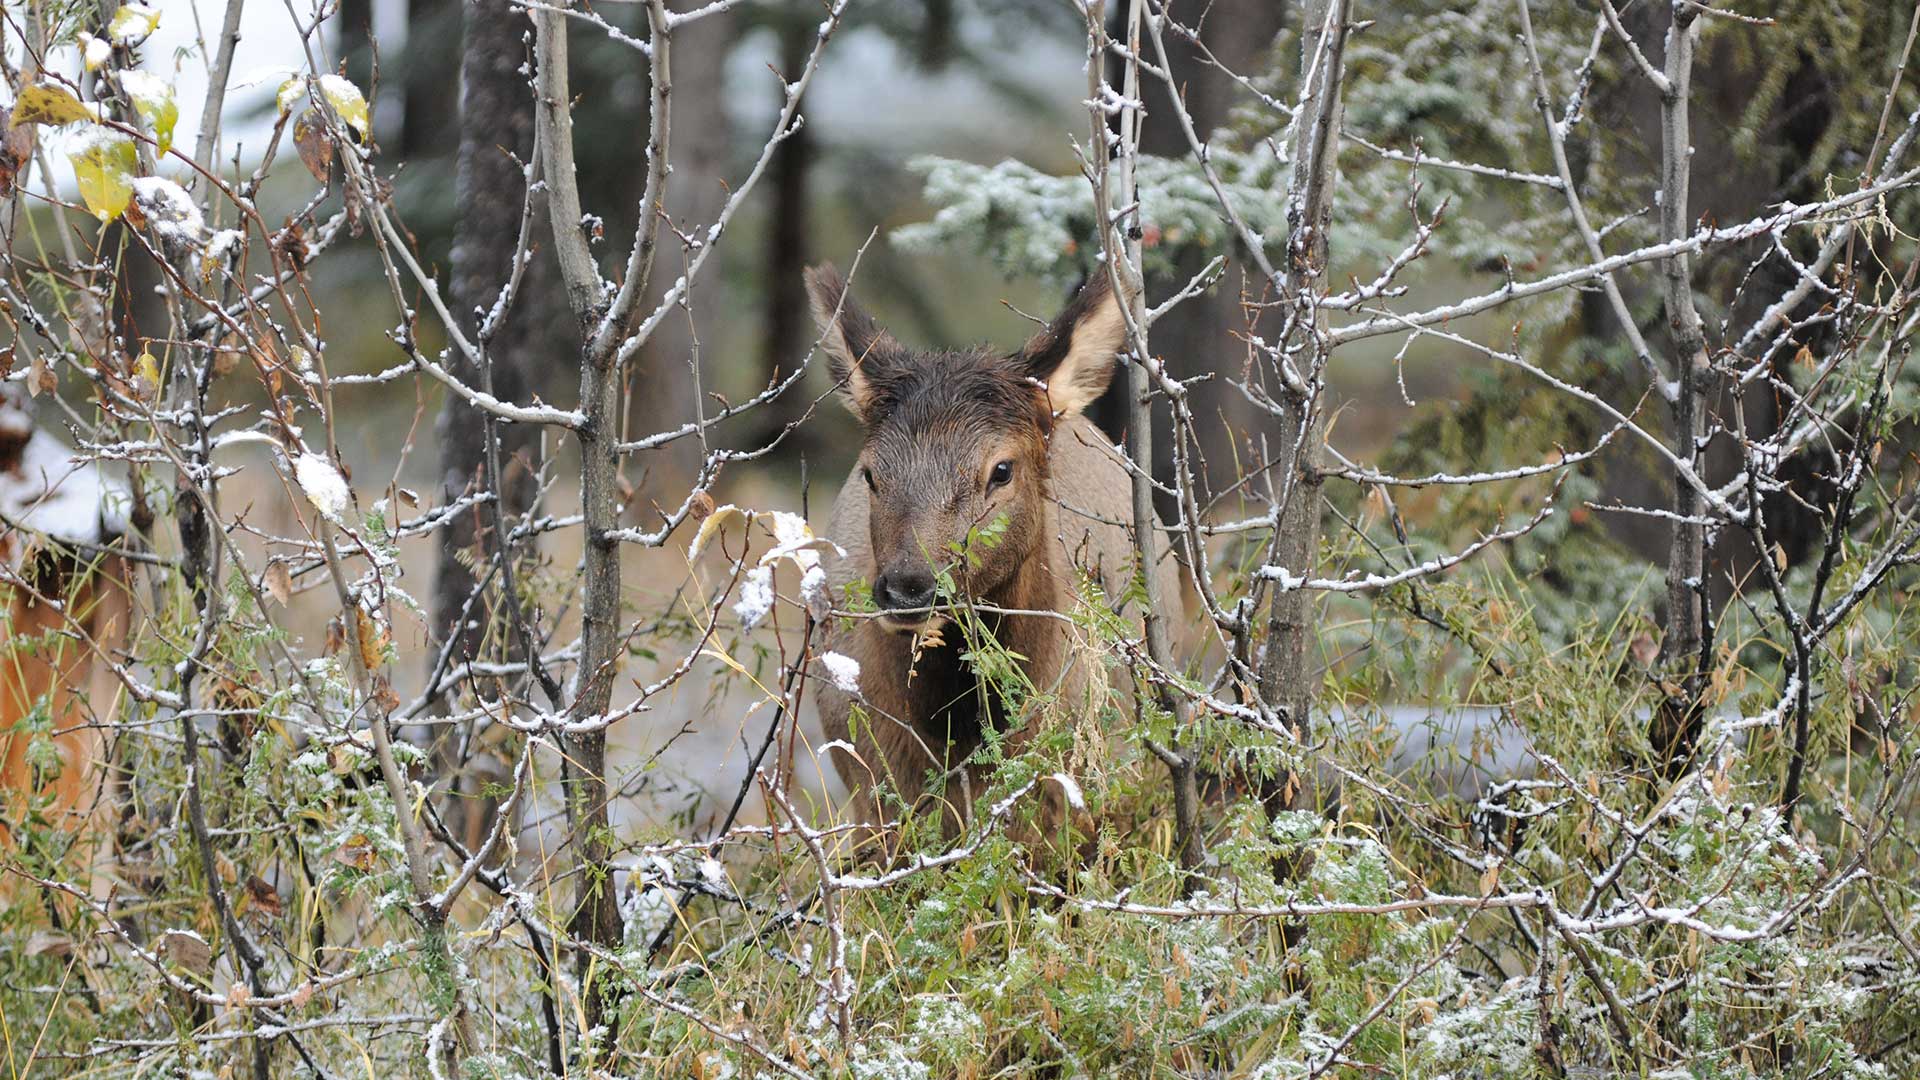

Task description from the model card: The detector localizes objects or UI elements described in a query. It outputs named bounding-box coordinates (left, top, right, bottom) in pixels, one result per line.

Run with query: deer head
left=806, top=265, right=1128, bottom=633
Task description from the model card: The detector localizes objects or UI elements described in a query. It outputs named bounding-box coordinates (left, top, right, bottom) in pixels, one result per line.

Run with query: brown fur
left=807, top=268, right=1179, bottom=846
left=0, top=399, right=134, bottom=895
left=0, top=551, right=131, bottom=884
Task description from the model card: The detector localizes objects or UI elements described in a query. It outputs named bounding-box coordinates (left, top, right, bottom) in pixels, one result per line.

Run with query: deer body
left=0, top=390, right=133, bottom=886
left=1, top=561, right=130, bottom=844
left=803, top=267, right=1177, bottom=837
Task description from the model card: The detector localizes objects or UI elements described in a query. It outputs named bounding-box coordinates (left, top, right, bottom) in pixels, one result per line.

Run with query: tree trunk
left=747, top=9, right=819, bottom=459
left=433, top=0, right=554, bottom=660
left=429, top=0, right=565, bottom=852
left=1256, top=0, right=1347, bottom=823
left=335, top=0, right=386, bottom=145
left=1653, top=9, right=1710, bottom=779
left=402, top=0, right=461, bottom=163
left=1122, top=0, right=1285, bottom=499
left=626, top=5, right=735, bottom=500
left=336, top=0, right=373, bottom=88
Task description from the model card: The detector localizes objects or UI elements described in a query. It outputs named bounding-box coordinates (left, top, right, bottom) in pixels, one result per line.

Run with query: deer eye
left=988, top=460, right=1014, bottom=490
left=862, top=467, right=877, bottom=492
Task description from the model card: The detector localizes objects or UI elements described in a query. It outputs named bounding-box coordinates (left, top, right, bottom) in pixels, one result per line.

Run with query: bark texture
left=1111, top=0, right=1285, bottom=497
left=1256, top=0, right=1347, bottom=818
left=431, top=0, right=558, bottom=662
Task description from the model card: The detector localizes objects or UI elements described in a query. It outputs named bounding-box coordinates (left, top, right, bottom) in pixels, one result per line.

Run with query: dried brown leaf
left=264, top=561, right=291, bottom=606
left=292, top=110, right=333, bottom=182
left=158, top=929, right=213, bottom=974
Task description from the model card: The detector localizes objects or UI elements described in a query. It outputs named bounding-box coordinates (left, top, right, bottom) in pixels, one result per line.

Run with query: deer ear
left=806, top=264, right=902, bottom=422
left=1019, top=270, right=1129, bottom=418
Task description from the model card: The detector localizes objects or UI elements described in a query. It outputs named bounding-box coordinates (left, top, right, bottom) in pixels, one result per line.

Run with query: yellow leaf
left=317, top=75, right=369, bottom=137
left=79, top=33, right=111, bottom=72
left=69, top=128, right=136, bottom=221
left=276, top=77, right=307, bottom=115
left=333, top=834, right=377, bottom=871
left=108, top=2, right=161, bottom=44
left=686, top=502, right=750, bottom=563
left=120, top=70, right=178, bottom=156
left=131, top=349, right=161, bottom=401
left=11, top=84, right=93, bottom=128
left=354, top=606, right=388, bottom=672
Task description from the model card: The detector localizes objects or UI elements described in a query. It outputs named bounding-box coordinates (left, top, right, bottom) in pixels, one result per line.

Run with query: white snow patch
left=316, top=75, right=362, bottom=110
left=203, top=228, right=245, bottom=264
left=1047, top=772, right=1085, bottom=811
left=819, top=651, right=861, bottom=694
left=800, top=563, right=827, bottom=605
left=619, top=883, right=672, bottom=941
left=291, top=452, right=351, bottom=523
left=0, top=391, right=130, bottom=566
left=79, top=33, right=111, bottom=70
left=760, top=509, right=843, bottom=570
left=733, top=565, right=774, bottom=628
left=130, top=175, right=204, bottom=245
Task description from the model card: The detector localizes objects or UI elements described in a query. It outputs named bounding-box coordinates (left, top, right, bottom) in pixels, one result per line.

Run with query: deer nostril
left=876, top=570, right=936, bottom=613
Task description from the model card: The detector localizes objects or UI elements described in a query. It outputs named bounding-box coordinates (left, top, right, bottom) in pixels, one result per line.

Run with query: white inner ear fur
left=807, top=286, right=896, bottom=415
left=1043, top=289, right=1127, bottom=417
left=828, top=329, right=879, bottom=412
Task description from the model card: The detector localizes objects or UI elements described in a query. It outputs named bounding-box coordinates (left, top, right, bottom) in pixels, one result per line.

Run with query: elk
left=807, top=265, right=1179, bottom=843
left=0, top=389, right=133, bottom=891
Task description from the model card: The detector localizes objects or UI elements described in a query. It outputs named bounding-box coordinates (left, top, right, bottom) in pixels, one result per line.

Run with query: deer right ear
left=806, top=264, right=902, bottom=423
left=1018, top=269, right=1129, bottom=419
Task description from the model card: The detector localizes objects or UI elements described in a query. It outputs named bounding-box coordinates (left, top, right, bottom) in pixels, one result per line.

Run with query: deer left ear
left=805, top=263, right=905, bottom=425
left=1018, top=270, right=1129, bottom=418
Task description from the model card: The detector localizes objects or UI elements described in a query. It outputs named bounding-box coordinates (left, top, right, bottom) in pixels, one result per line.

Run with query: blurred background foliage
left=117, top=0, right=1919, bottom=717
left=6, top=0, right=1920, bottom=1072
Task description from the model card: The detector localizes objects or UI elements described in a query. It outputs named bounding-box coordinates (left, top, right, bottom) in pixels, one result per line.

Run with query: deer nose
left=874, top=569, right=936, bottom=613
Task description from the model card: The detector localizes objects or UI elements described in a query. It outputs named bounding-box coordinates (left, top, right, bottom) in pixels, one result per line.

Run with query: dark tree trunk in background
left=403, top=0, right=462, bottom=162
left=336, top=0, right=373, bottom=86
left=1100, top=0, right=1285, bottom=506
left=748, top=9, right=818, bottom=461
left=335, top=0, right=386, bottom=143
left=1584, top=9, right=1847, bottom=623
left=627, top=6, right=736, bottom=501
left=85, top=0, right=166, bottom=377
left=916, top=0, right=954, bottom=68
left=431, top=0, right=563, bottom=745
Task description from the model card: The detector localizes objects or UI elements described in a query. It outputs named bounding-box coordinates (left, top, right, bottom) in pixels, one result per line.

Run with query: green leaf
left=119, top=70, right=177, bottom=156
left=11, top=84, right=93, bottom=128
left=69, top=128, right=136, bottom=221
left=107, top=2, right=161, bottom=44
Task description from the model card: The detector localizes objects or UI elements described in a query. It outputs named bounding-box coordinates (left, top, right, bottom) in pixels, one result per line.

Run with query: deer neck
left=981, top=497, right=1063, bottom=664
left=882, top=501, right=1065, bottom=749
